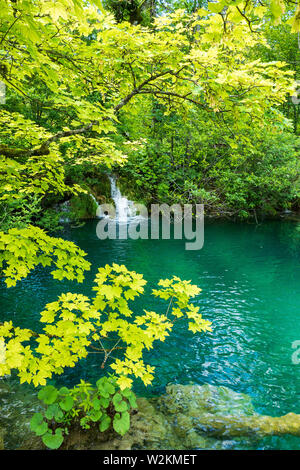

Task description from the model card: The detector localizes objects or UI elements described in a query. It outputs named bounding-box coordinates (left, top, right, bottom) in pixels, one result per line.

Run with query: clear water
left=1, top=219, right=300, bottom=449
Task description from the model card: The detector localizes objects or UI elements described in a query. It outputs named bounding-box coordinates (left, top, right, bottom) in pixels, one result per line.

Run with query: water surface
left=1, top=219, right=300, bottom=449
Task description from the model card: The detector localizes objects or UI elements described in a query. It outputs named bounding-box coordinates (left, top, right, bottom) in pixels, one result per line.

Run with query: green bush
left=30, top=376, right=137, bottom=449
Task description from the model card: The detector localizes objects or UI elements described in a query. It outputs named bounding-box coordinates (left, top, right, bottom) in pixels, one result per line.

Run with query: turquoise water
left=1, top=219, right=300, bottom=449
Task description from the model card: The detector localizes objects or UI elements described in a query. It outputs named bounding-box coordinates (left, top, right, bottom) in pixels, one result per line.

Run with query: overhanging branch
left=1, top=67, right=211, bottom=159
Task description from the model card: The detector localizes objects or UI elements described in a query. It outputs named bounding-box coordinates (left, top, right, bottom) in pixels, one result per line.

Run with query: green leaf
left=115, top=400, right=128, bottom=412
left=99, top=414, right=111, bottom=432
left=42, top=429, right=64, bottom=450
left=99, top=397, right=110, bottom=408
left=89, top=409, right=102, bottom=422
left=105, top=382, right=116, bottom=394
left=128, top=394, right=137, bottom=409
left=121, top=389, right=137, bottom=408
left=113, top=392, right=128, bottom=412
left=120, top=388, right=131, bottom=398
left=30, top=413, right=48, bottom=436
left=92, top=398, right=101, bottom=410
left=112, top=392, right=122, bottom=405
left=113, top=411, right=130, bottom=436
left=58, top=387, right=69, bottom=396
left=96, top=380, right=110, bottom=398
left=207, top=1, right=225, bottom=13
left=96, top=377, right=106, bottom=388
left=38, top=385, right=58, bottom=405
left=45, top=403, right=64, bottom=421
left=96, top=377, right=115, bottom=397
left=59, top=396, right=74, bottom=412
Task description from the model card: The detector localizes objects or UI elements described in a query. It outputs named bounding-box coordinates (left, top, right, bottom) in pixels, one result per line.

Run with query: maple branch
left=1, top=67, right=208, bottom=158
left=138, top=89, right=208, bottom=108
left=0, top=14, right=22, bottom=45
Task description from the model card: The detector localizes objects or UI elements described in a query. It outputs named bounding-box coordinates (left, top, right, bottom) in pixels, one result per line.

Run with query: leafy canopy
left=1, top=1, right=296, bottom=228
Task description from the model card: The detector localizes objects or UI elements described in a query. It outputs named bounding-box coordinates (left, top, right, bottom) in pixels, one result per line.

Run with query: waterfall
left=94, top=175, right=143, bottom=221
left=108, top=175, right=137, bottom=222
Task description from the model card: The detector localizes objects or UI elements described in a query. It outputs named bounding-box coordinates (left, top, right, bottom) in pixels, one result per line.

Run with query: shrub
left=30, top=376, right=137, bottom=449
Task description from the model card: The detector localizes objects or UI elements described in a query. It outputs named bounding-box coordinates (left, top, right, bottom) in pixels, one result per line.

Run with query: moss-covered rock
left=88, top=173, right=112, bottom=205
left=153, top=384, right=300, bottom=444
left=159, top=383, right=255, bottom=417
left=90, top=384, right=258, bottom=450
left=117, top=175, right=149, bottom=207
left=69, top=193, right=98, bottom=220
left=95, top=384, right=300, bottom=450
left=69, top=173, right=115, bottom=221
left=52, top=173, right=113, bottom=223
left=0, top=427, right=4, bottom=450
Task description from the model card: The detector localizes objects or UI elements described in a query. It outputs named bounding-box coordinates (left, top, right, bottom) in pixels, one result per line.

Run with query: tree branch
left=1, top=67, right=211, bottom=158
left=0, top=14, right=22, bottom=45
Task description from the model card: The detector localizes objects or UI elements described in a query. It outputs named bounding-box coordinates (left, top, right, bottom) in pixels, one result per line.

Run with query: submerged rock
left=90, top=384, right=265, bottom=450
left=93, top=384, right=300, bottom=450
left=0, top=378, right=43, bottom=450
left=158, top=383, right=255, bottom=417
left=1, top=381, right=300, bottom=450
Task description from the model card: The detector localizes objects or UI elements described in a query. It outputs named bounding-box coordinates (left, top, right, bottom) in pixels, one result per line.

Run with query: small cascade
left=108, top=175, right=137, bottom=222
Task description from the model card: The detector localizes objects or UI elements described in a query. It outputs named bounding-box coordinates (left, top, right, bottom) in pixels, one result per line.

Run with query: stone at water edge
left=156, top=383, right=300, bottom=439
left=159, top=383, right=256, bottom=417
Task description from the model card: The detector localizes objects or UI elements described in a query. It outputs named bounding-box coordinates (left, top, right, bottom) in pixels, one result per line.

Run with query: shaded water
left=0, top=219, right=300, bottom=449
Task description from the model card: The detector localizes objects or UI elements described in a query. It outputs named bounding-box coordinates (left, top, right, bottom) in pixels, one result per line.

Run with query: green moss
left=87, top=173, right=113, bottom=204
left=68, top=172, right=115, bottom=221
left=117, top=174, right=150, bottom=207
left=69, top=193, right=98, bottom=221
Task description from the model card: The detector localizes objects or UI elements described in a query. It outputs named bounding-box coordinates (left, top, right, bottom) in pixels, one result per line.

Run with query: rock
left=3, top=381, right=300, bottom=450
left=159, top=383, right=255, bottom=416
left=152, top=383, right=300, bottom=443
left=69, top=193, right=98, bottom=220
left=0, top=378, right=43, bottom=450
left=90, top=385, right=255, bottom=450
left=0, top=427, right=4, bottom=450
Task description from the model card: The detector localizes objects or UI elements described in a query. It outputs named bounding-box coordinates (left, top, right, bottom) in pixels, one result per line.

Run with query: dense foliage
left=118, top=109, right=300, bottom=217
left=30, top=377, right=138, bottom=448
left=1, top=0, right=299, bottom=226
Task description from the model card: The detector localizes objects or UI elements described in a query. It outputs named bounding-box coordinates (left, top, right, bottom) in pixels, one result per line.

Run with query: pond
left=1, top=219, right=300, bottom=449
